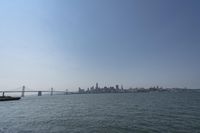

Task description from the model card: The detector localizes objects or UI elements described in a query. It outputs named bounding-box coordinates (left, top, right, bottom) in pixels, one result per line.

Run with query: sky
left=0, top=0, right=200, bottom=91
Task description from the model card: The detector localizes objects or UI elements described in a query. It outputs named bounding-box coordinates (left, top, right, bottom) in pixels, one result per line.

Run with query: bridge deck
left=0, top=91, right=65, bottom=93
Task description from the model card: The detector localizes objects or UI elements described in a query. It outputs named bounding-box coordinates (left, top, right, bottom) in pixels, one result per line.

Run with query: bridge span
left=0, top=86, right=69, bottom=97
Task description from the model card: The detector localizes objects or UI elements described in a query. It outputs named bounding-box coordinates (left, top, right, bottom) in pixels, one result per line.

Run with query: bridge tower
left=21, top=85, right=25, bottom=97
left=38, top=91, right=42, bottom=96
left=51, top=88, right=53, bottom=96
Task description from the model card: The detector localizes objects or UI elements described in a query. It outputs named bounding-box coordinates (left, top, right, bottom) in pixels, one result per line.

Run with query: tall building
left=78, top=87, right=85, bottom=93
left=116, top=85, right=119, bottom=90
left=95, top=83, right=99, bottom=90
left=121, top=85, right=124, bottom=90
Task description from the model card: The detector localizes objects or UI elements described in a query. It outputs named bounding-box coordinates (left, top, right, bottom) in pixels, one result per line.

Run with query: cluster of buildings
left=78, top=83, right=168, bottom=94
left=78, top=83, right=124, bottom=94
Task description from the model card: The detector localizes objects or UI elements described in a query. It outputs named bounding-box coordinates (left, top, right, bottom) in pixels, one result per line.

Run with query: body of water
left=0, top=91, right=200, bottom=133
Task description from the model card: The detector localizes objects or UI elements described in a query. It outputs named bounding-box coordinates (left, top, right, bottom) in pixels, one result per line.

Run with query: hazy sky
left=0, top=0, right=200, bottom=91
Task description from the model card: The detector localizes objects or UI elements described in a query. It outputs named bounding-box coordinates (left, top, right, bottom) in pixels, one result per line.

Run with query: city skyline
left=0, top=0, right=200, bottom=91
left=78, top=82, right=193, bottom=93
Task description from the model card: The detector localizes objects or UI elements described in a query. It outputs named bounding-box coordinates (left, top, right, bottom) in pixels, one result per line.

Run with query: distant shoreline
left=73, top=88, right=200, bottom=95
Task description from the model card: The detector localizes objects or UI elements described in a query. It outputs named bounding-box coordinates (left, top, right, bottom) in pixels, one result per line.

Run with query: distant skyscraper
left=95, top=83, right=99, bottom=89
left=116, top=85, right=119, bottom=90
left=121, top=85, right=124, bottom=90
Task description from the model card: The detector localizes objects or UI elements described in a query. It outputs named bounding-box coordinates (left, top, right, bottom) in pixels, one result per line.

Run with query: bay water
left=0, top=91, right=200, bottom=133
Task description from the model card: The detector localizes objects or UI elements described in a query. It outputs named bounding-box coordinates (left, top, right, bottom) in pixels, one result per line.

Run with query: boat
left=0, top=96, right=21, bottom=101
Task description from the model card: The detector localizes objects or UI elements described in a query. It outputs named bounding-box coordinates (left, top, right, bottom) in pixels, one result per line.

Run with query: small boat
left=0, top=96, right=21, bottom=101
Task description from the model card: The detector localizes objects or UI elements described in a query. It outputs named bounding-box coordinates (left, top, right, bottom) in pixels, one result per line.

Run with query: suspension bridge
left=0, top=86, right=69, bottom=97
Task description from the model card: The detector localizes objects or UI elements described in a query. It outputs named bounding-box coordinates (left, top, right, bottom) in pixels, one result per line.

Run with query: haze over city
left=0, top=0, right=200, bottom=91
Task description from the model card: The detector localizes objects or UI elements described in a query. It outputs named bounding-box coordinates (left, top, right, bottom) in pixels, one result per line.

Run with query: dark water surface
left=0, top=91, right=200, bottom=133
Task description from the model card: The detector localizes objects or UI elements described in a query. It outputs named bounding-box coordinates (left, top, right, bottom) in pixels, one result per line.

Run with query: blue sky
left=0, top=0, right=200, bottom=90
